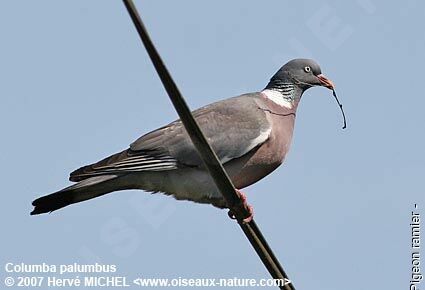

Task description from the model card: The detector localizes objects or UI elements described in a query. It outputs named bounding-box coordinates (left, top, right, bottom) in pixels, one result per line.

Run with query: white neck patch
left=261, top=89, right=294, bottom=109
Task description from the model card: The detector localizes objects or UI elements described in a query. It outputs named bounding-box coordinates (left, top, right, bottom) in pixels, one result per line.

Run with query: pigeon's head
left=266, top=58, right=334, bottom=92
left=264, top=58, right=347, bottom=129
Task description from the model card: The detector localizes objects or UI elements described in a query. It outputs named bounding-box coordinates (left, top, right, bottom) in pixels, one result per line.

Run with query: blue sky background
left=1, top=1, right=423, bottom=289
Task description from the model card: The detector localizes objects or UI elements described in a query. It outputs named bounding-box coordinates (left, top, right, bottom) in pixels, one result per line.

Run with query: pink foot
left=227, top=190, right=254, bottom=223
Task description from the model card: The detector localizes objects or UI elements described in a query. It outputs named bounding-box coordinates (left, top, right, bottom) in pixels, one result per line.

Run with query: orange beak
left=317, top=74, right=335, bottom=90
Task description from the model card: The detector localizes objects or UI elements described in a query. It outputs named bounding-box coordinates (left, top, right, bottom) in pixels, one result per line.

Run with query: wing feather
left=70, top=93, right=270, bottom=182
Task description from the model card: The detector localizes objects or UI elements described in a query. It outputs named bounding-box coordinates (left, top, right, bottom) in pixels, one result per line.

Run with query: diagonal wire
left=122, top=1, right=295, bottom=289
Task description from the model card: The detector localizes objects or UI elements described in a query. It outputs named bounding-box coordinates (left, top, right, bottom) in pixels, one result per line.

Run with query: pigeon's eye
left=304, top=66, right=311, bottom=73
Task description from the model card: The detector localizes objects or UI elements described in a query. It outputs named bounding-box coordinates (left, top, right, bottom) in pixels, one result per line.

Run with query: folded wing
left=70, top=93, right=270, bottom=182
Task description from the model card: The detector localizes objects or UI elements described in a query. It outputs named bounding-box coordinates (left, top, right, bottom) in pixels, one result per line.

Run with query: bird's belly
left=227, top=142, right=286, bottom=189
left=134, top=168, right=228, bottom=207
left=230, top=160, right=281, bottom=189
left=134, top=130, right=291, bottom=208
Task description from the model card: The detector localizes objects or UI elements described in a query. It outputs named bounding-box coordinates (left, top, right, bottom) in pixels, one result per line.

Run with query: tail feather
left=31, top=175, right=121, bottom=215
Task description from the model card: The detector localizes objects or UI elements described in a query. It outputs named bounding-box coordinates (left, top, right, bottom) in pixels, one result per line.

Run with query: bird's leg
left=227, top=189, right=254, bottom=223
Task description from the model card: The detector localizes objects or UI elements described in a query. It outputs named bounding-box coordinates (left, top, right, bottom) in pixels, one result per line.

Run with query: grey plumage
left=31, top=58, right=335, bottom=215
left=70, top=94, right=270, bottom=179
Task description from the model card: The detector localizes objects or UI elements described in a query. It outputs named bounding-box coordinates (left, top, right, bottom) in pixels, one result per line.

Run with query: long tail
left=31, top=175, right=124, bottom=215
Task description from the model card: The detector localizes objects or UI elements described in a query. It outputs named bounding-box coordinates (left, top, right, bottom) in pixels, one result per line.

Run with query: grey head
left=264, top=58, right=334, bottom=98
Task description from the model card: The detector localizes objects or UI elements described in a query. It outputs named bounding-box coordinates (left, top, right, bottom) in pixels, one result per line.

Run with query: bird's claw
left=227, top=190, right=254, bottom=223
